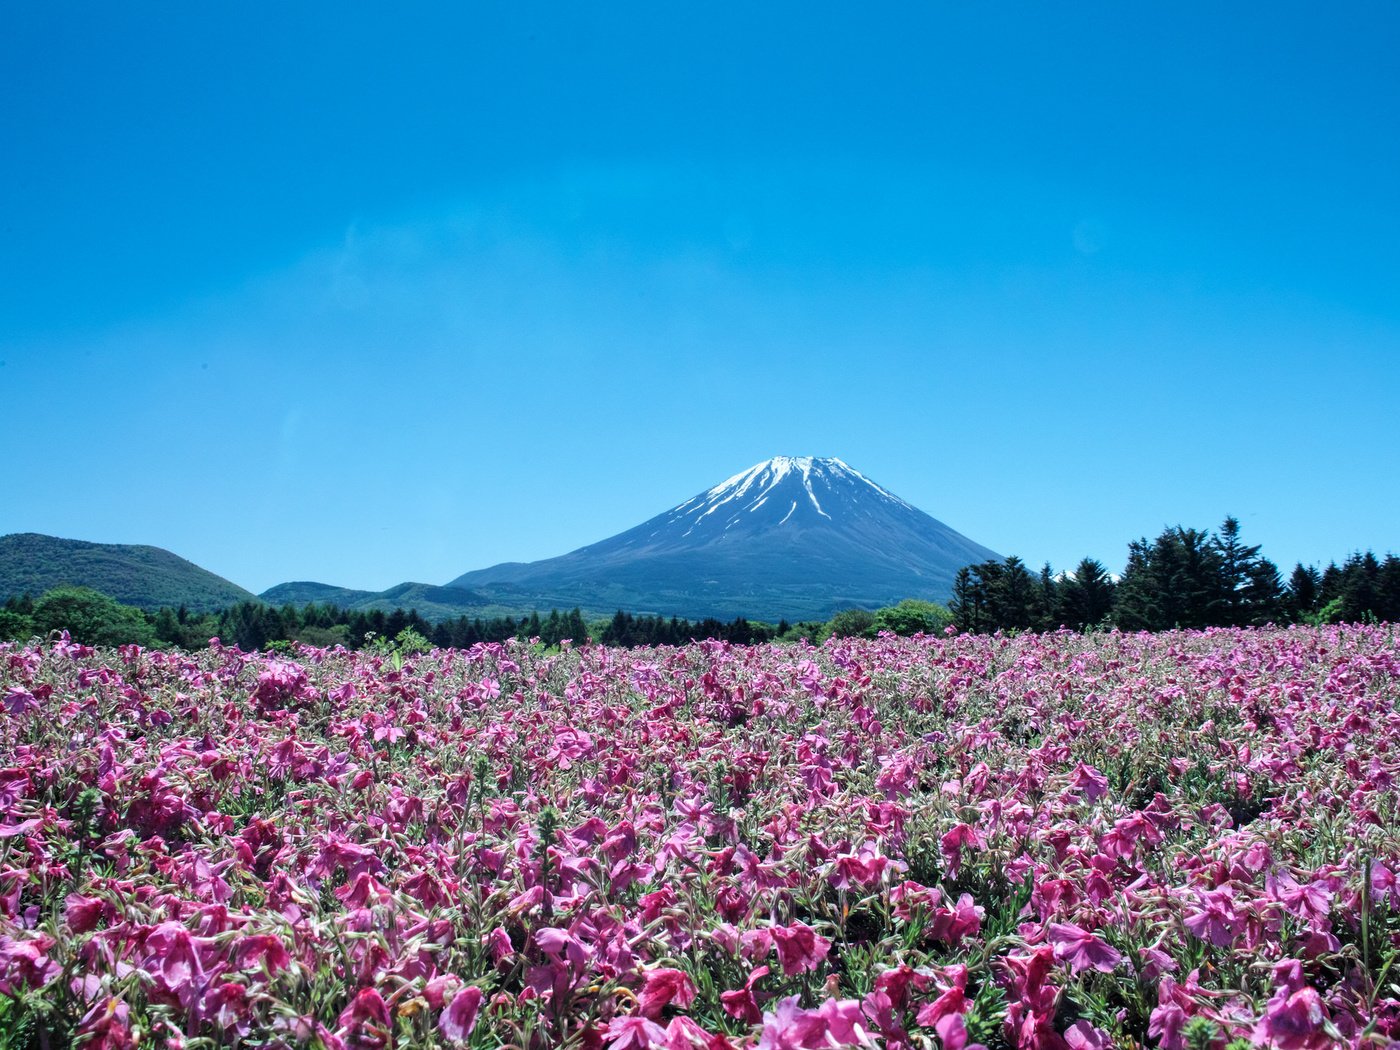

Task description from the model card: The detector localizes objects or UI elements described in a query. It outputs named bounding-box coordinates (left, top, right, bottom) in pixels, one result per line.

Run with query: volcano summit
left=448, top=456, right=999, bottom=621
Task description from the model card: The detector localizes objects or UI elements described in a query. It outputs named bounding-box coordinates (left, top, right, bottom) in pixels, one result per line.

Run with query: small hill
left=0, top=533, right=257, bottom=612
left=260, top=580, right=518, bottom=622
left=259, top=581, right=383, bottom=607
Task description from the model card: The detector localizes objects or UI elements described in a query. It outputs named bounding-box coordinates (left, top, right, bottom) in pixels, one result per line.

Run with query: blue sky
left=3, top=2, right=1397, bottom=594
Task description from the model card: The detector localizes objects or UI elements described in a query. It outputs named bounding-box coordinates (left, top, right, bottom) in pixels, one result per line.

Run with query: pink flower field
left=1, top=625, right=1398, bottom=1049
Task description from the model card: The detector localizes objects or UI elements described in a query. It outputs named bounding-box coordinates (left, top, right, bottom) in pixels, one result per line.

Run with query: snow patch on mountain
left=675, top=456, right=911, bottom=534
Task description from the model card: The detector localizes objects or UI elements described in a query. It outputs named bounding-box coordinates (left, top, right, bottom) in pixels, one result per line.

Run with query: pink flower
left=423, top=974, right=461, bottom=1010
left=769, top=922, right=832, bottom=976
left=0, top=934, right=60, bottom=996
left=64, top=894, right=107, bottom=934
left=535, top=926, right=589, bottom=967
left=4, top=687, right=37, bottom=715
left=233, top=934, right=291, bottom=975
left=664, top=1015, right=732, bottom=1049
left=336, top=988, right=391, bottom=1050
left=933, top=1012, right=971, bottom=1050
left=916, top=983, right=968, bottom=1028
left=829, top=842, right=905, bottom=890
left=1266, top=871, right=1333, bottom=926
left=1045, top=923, right=1121, bottom=974
left=1147, top=976, right=1190, bottom=1050
left=1, top=940, right=59, bottom=996
left=483, top=926, right=515, bottom=967
left=940, top=824, right=980, bottom=877
left=607, top=1015, right=669, bottom=1050
left=76, top=997, right=135, bottom=1050
left=143, top=923, right=210, bottom=1007
left=1067, top=763, right=1109, bottom=802
left=204, top=982, right=251, bottom=1036
left=1252, top=986, right=1333, bottom=1050
left=440, top=985, right=484, bottom=1043
left=1064, top=1020, right=1112, bottom=1049
left=757, top=995, right=872, bottom=1049
left=639, top=967, right=698, bottom=1019
left=721, top=965, right=770, bottom=1024
left=927, top=893, right=984, bottom=944
left=1183, top=886, right=1241, bottom=948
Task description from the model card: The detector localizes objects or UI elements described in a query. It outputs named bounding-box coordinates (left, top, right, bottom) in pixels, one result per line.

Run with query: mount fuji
left=448, top=456, right=999, bottom=621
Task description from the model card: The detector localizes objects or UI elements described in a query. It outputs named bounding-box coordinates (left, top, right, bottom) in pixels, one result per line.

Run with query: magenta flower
left=233, top=934, right=291, bottom=975
left=939, top=823, right=980, bottom=877
left=663, top=1015, right=732, bottom=1049
left=64, top=894, right=107, bottom=934
left=440, top=985, right=484, bottom=1043
left=721, top=965, right=770, bottom=1024
left=1067, top=763, right=1109, bottom=802
left=76, top=997, right=135, bottom=1050
left=1045, top=922, right=1121, bottom=974
left=769, top=922, right=832, bottom=976
left=829, top=842, right=905, bottom=890
left=927, top=892, right=984, bottom=944
left=1183, top=886, right=1241, bottom=948
left=142, top=922, right=211, bottom=1008
left=638, top=967, right=698, bottom=1019
left=335, top=988, right=391, bottom=1050
left=1063, top=1020, right=1112, bottom=1048
left=1252, top=986, right=1333, bottom=1050
left=607, top=1015, right=669, bottom=1050
left=483, top=926, right=515, bottom=967
left=757, top=995, right=873, bottom=1049
left=204, top=982, right=251, bottom=1036
left=0, top=934, right=60, bottom=996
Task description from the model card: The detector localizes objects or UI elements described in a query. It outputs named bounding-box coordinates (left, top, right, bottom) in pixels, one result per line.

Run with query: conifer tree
left=1060, top=558, right=1115, bottom=629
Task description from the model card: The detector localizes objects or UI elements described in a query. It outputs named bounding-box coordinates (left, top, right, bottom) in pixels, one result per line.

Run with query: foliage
left=827, top=607, right=876, bottom=638
left=28, top=586, right=157, bottom=646
left=0, top=607, right=34, bottom=642
left=870, top=598, right=953, bottom=636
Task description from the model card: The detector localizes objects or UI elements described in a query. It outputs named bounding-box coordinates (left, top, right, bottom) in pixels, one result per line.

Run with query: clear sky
left=3, top=2, right=1397, bottom=594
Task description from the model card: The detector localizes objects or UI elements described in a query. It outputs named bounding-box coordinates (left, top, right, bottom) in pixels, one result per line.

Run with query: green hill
left=260, top=579, right=531, bottom=621
left=0, top=533, right=257, bottom=612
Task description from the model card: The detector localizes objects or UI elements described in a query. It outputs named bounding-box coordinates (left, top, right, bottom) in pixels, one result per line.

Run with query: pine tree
left=1241, top=558, right=1285, bottom=625
left=1286, top=564, right=1321, bottom=621
left=1377, top=555, right=1400, bottom=623
left=1036, top=563, right=1059, bottom=630
left=1061, top=558, right=1115, bottom=629
left=566, top=608, right=588, bottom=645
left=1214, top=517, right=1257, bottom=627
left=1340, top=552, right=1382, bottom=622
left=992, top=557, right=1039, bottom=631
left=949, top=566, right=980, bottom=632
left=1112, top=539, right=1159, bottom=631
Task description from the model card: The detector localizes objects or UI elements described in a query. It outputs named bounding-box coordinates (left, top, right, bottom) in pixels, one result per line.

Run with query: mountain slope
left=0, top=533, right=257, bottom=612
left=449, top=457, right=999, bottom=620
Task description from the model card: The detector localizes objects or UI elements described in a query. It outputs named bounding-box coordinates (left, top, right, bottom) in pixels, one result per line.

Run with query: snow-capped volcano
left=668, top=456, right=915, bottom=538
left=448, top=457, right=999, bottom=621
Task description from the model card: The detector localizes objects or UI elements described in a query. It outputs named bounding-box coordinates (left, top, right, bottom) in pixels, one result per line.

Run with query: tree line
left=0, top=589, right=798, bottom=652
left=949, top=516, right=1400, bottom=633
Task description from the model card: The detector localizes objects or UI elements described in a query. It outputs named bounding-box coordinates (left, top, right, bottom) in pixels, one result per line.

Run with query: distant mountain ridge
left=0, top=533, right=256, bottom=612
left=258, top=580, right=519, bottom=621
left=448, top=456, right=999, bottom=621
